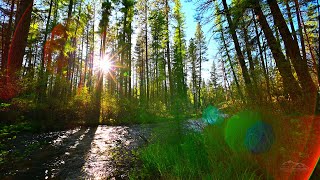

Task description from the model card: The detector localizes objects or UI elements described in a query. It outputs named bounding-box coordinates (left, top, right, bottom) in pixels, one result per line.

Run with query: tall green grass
left=130, top=122, right=269, bottom=179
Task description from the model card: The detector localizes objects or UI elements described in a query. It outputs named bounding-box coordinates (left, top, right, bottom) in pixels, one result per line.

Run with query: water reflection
left=82, top=126, right=133, bottom=179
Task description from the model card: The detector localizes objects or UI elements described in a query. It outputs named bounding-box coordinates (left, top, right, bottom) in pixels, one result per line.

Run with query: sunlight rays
left=93, top=44, right=130, bottom=85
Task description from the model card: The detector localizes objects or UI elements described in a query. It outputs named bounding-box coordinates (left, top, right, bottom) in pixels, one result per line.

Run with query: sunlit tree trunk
left=1, top=0, right=15, bottom=73
left=145, top=1, right=149, bottom=104
left=128, top=20, right=132, bottom=98
left=38, top=0, right=54, bottom=102
left=165, top=0, right=173, bottom=103
left=66, top=0, right=73, bottom=82
left=7, top=0, right=34, bottom=82
left=84, top=25, right=89, bottom=88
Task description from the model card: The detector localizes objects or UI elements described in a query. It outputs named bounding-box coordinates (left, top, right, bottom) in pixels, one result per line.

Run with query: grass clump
left=131, top=121, right=266, bottom=179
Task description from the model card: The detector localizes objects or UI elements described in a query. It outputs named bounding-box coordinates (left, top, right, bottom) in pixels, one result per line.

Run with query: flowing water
left=0, top=125, right=151, bottom=179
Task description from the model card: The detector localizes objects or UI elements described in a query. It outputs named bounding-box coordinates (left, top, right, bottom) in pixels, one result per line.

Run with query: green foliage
left=172, top=0, right=187, bottom=101
left=28, top=22, right=40, bottom=43
left=0, top=103, right=11, bottom=108
left=0, top=96, right=36, bottom=124
left=0, top=122, right=37, bottom=166
left=100, top=91, right=121, bottom=123
left=0, top=123, right=34, bottom=140
left=100, top=0, right=113, bottom=30
left=66, top=87, right=96, bottom=125
left=131, top=122, right=265, bottom=179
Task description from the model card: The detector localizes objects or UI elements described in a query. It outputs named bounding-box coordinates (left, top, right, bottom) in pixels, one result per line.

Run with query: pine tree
left=209, top=61, right=218, bottom=90
left=194, top=22, right=207, bottom=108
left=172, top=0, right=187, bottom=103
left=188, top=38, right=198, bottom=109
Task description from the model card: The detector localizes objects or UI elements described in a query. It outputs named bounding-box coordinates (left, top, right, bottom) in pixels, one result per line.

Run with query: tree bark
left=221, top=28, right=244, bottom=100
left=252, top=10, right=271, bottom=100
left=7, top=0, right=34, bottom=82
left=293, top=0, right=307, bottom=63
left=242, top=22, right=256, bottom=80
left=253, top=2, right=302, bottom=102
left=128, top=20, right=132, bottom=98
left=221, top=0, right=251, bottom=94
left=38, top=0, right=54, bottom=101
left=267, top=0, right=316, bottom=110
left=145, top=2, right=149, bottom=104
left=285, top=0, right=297, bottom=42
left=165, top=0, right=173, bottom=101
left=1, top=0, right=15, bottom=72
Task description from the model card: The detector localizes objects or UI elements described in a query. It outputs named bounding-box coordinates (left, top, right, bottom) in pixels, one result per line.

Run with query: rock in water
left=202, top=105, right=224, bottom=125
left=244, top=121, right=274, bottom=153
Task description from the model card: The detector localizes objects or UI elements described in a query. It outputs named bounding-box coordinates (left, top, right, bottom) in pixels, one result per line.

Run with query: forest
left=0, top=0, right=319, bottom=179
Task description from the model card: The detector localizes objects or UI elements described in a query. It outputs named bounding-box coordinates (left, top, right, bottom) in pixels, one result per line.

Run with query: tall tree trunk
left=2, top=0, right=15, bottom=72
left=198, top=52, right=201, bottom=108
left=252, top=10, right=271, bottom=100
left=221, top=60, right=229, bottom=100
left=1, top=20, right=5, bottom=68
left=293, top=0, right=307, bottom=63
left=315, top=0, right=320, bottom=114
left=88, top=5, right=95, bottom=90
left=78, top=32, right=85, bottom=90
left=38, top=0, right=54, bottom=101
left=7, top=0, right=34, bottom=82
left=192, top=57, right=197, bottom=109
left=242, top=22, right=257, bottom=86
left=66, top=0, right=73, bottom=82
left=84, top=25, right=89, bottom=88
left=69, top=0, right=82, bottom=96
left=296, top=1, right=317, bottom=76
left=285, top=0, right=297, bottom=42
left=140, top=50, right=145, bottom=104
left=221, top=0, right=251, bottom=95
left=317, top=0, right=320, bottom=86
left=267, top=0, right=316, bottom=112
left=165, top=0, right=173, bottom=101
left=145, top=2, right=149, bottom=104
left=253, top=2, right=302, bottom=103
left=128, top=21, right=132, bottom=98
left=163, top=52, right=168, bottom=105
left=53, top=0, right=72, bottom=98
left=221, top=27, right=244, bottom=100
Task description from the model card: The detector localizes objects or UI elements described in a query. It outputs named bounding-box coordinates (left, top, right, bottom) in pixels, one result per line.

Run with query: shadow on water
left=1, top=127, right=97, bottom=179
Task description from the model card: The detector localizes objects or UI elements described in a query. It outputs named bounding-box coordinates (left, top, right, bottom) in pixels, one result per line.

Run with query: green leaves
left=0, top=103, right=11, bottom=108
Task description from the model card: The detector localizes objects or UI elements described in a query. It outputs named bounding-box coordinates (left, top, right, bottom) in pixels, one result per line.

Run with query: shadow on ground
left=1, top=125, right=151, bottom=179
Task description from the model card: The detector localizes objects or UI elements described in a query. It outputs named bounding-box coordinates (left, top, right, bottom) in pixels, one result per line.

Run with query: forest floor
left=0, top=124, right=153, bottom=179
